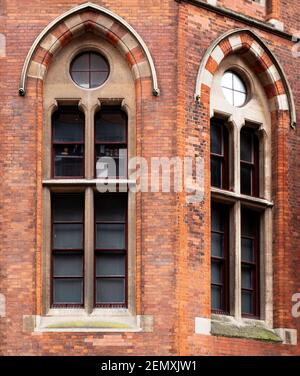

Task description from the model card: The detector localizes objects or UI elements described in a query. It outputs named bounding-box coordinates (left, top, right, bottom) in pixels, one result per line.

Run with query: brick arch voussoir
left=197, top=30, right=292, bottom=124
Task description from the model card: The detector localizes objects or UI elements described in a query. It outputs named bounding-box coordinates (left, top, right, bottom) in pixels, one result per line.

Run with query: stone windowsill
left=24, top=309, right=153, bottom=333
left=211, top=314, right=282, bottom=343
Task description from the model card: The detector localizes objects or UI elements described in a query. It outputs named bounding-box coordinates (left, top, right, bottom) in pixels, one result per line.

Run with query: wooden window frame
left=51, top=193, right=85, bottom=308
left=210, top=118, right=229, bottom=190
left=52, top=106, right=85, bottom=179
left=94, top=192, right=128, bottom=308
left=241, top=208, right=260, bottom=318
left=94, top=107, right=128, bottom=179
left=211, top=201, right=230, bottom=315
left=240, top=127, right=259, bottom=197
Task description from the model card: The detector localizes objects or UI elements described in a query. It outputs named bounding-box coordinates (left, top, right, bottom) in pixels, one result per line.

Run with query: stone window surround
left=35, top=33, right=148, bottom=333
left=210, top=55, right=274, bottom=328
left=194, top=38, right=297, bottom=345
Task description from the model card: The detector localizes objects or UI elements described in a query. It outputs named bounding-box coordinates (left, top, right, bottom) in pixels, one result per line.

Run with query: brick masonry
left=0, top=0, right=299, bottom=355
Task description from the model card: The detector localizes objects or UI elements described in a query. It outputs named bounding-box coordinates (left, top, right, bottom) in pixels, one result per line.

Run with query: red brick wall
left=0, top=0, right=299, bottom=355
left=218, top=0, right=266, bottom=21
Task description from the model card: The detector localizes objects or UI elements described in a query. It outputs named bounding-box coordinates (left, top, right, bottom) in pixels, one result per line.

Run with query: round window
left=70, top=52, right=109, bottom=89
left=221, top=70, right=247, bottom=107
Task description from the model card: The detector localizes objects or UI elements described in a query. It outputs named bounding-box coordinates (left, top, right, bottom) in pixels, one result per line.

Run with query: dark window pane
left=54, top=145, right=84, bottom=177
left=211, top=232, right=223, bottom=257
left=53, top=279, right=83, bottom=304
left=95, top=195, right=126, bottom=222
left=242, top=266, right=252, bottom=289
left=71, top=53, right=89, bottom=71
left=96, top=278, right=125, bottom=303
left=96, top=224, right=125, bottom=249
left=211, top=261, right=222, bottom=284
left=53, top=195, right=83, bottom=222
left=241, top=164, right=252, bottom=195
left=71, top=71, right=89, bottom=88
left=211, top=202, right=223, bottom=232
left=53, top=224, right=83, bottom=249
left=241, top=237, right=254, bottom=262
left=241, top=210, right=256, bottom=237
left=95, top=111, right=126, bottom=142
left=90, top=52, right=109, bottom=71
left=241, top=130, right=253, bottom=162
left=53, top=108, right=84, bottom=142
left=211, top=157, right=222, bottom=188
left=53, top=252, right=83, bottom=277
left=210, top=122, right=222, bottom=155
left=242, top=291, right=253, bottom=315
left=96, top=253, right=125, bottom=276
left=211, top=285, right=222, bottom=311
left=91, top=72, right=109, bottom=88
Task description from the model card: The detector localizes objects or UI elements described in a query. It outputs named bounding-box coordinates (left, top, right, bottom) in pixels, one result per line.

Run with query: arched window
left=42, top=31, right=136, bottom=313
left=210, top=54, right=272, bottom=320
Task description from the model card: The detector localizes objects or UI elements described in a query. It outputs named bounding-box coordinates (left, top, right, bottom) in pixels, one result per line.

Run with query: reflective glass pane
left=53, top=195, right=83, bottom=222
left=242, top=266, right=252, bottom=289
left=95, top=195, right=126, bottom=222
left=53, top=224, right=83, bottom=249
left=222, top=87, right=234, bottom=105
left=211, top=157, right=222, bottom=188
left=242, top=291, right=253, bottom=314
left=96, top=278, right=125, bottom=303
left=53, top=252, right=83, bottom=277
left=71, top=71, right=89, bottom=88
left=91, top=71, right=109, bottom=88
left=53, top=110, right=84, bottom=142
left=54, top=145, right=84, bottom=177
left=241, top=237, right=254, bottom=262
left=95, top=111, right=126, bottom=142
left=233, top=74, right=246, bottom=93
left=234, top=91, right=246, bottom=107
left=53, top=279, right=83, bottom=304
left=210, top=122, right=222, bottom=155
left=96, top=224, right=125, bottom=249
left=96, top=253, right=125, bottom=276
left=211, top=232, right=223, bottom=257
left=240, top=130, right=253, bottom=162
left=241, top=164, right=252, bottom=195
left=221, top=71, right=233, bottom=89
left=211, top=285, right=222, bottom=311
left=71, top=53, right=89, bottom=71
left=211, top=261, right=222, bottom=284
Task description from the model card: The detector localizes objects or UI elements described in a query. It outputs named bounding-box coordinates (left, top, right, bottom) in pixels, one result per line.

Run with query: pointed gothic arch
left=19, top=2, right=160, bottom=96
left=195, top=28, right=296, bottom=128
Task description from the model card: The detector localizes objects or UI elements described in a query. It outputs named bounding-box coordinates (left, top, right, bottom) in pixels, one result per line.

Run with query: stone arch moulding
left=195, top=28, right=296, bottom=128
left=19, top=2, right=160, bottom=96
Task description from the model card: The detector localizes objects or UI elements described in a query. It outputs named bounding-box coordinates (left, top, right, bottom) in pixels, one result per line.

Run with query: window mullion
left=84, top=187, right=94, bottom=314
left=232, top=200, right=241, bottom=319
left=232, top=121, right=240, bottom=194
left=81, top=101, right=94, bottom=179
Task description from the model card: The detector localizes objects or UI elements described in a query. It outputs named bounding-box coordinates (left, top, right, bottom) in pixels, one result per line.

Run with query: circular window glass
left=221, top=71, right=247, bottom=107
left=70, top=52, right=109, bottom=89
